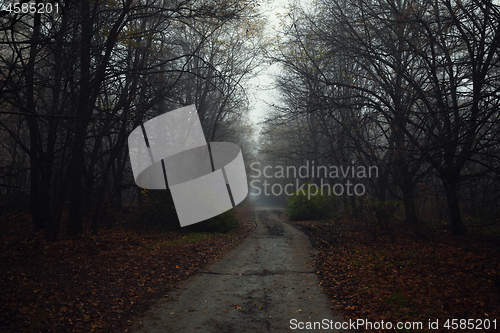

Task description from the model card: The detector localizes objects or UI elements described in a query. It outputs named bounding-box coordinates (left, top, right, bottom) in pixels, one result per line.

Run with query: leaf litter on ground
left=290, top=217, right=500, bottom=332
left=0, top=207, right=255, bottom=333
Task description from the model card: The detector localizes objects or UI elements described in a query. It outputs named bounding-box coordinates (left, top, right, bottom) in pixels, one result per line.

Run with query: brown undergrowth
left=290, top=217, right=500, bottom=332
left=0, top=207, right=255, bottom=333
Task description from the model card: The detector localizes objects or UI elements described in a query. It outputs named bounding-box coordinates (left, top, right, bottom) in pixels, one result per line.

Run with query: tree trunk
left=25, top=6, right=49, bottom=232
left=66, top=0, right=91, bottom=237
left=401, top=182, right=419, bottom=225
left=442, top=174, right=467, bottom=235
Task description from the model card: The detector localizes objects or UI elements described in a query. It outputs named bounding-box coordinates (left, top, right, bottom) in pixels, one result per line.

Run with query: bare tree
left=0, top=0, right=262, bottom=241
left=269, top=0, right=500, bottom=234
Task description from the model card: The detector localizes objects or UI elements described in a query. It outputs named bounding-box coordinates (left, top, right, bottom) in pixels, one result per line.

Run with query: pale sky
left=247, top=0, right=291, bottom=132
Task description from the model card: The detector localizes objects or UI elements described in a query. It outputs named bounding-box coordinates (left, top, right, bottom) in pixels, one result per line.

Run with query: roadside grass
left=150, top=231, right=234, bottom=248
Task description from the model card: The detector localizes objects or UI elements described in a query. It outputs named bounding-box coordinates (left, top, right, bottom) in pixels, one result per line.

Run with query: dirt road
left=131, top=208, right=347, bottom=332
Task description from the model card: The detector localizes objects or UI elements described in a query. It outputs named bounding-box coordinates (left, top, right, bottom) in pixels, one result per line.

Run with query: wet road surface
left=131, top=208, right=348, bottom=332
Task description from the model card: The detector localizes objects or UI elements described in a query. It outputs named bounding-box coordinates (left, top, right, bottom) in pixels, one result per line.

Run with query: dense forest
left=1, top=0, right=500, bottom=332
left=2, top=0, right=500, bottom=238
left=0, top=0, right=261, bottom=240
left=258, top=0, right=500, bottom=236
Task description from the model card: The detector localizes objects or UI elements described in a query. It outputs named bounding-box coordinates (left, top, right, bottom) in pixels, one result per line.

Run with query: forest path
left=130, top=208, right=347, bottom=332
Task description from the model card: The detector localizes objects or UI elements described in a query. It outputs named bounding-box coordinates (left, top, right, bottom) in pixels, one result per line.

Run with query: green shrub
left=136, top=189, right=180, bottom=230
left=184, top=210, right=239, bottom=233
left=137, top=189, right=239, bottom=233
left=286, top=181, right=335, bottom=220
left=363, top=197, right=401, bottom=222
